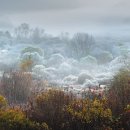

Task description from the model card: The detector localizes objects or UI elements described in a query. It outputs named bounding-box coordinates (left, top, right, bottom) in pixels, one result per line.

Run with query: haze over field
left=0, top=0, right=130, bottom=92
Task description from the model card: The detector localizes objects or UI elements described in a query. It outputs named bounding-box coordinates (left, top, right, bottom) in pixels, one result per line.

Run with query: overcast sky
left=0, top=0, right=130, bottom=35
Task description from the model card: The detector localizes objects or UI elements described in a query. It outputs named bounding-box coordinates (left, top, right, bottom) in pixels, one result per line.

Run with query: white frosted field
left=0, top=29, right=130, bottom=92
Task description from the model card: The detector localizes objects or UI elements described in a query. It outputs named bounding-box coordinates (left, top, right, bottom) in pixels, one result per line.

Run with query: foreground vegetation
left=0, top=69, right=130, bottom=130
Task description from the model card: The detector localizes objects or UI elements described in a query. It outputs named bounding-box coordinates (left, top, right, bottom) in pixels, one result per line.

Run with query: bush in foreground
left=107, top=69, right=130, bottom=116
left=26, top=90, right=112, bottom=130
left=0, top=108, right=49, bottom=130
left=63, top=98, right=112, bottom=130
left=0, top=68, right=130, bottom=130
left=0, top=95, right=50, bottom=130
left=27, top=89, right=74, bottom=130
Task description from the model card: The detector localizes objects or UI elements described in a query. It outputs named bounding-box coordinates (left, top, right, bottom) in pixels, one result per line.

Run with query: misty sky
left=0, top=0, right=130, bottom=35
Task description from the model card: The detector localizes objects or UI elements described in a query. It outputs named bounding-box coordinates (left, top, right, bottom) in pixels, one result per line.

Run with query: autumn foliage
left=0, top=70, right=129, bottom=130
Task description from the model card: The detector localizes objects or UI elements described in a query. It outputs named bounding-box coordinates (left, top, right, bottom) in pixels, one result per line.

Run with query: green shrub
left=0, top=95, right=50, bottom=130
left=0, top=108, right=50, bottom=130
left=63, top=98, right=112, bottom=130
left=0, top=95, right=7, bottom=109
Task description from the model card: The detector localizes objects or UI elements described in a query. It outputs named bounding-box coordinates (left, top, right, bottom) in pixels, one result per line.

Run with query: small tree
left=20, top=47, right=43, bottom=71
left=20, top=55, right=33, bottom=72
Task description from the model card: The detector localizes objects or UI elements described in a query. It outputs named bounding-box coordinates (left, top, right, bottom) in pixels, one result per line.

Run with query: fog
left=0, top=0, right=130, bottom=92
left=0, top=23, right=130, bottom=93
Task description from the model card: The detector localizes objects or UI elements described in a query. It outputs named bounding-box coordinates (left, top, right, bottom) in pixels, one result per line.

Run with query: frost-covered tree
left=15, top=23, right=45, bottom=43
left=31, top=27, right=44, bottom=44
left=15, top=23, right=30, bottom=39
left=69, top=33, right=95, bottom=59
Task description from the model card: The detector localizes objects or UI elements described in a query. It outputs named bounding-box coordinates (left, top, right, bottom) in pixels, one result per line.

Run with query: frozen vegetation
left=0, top=23, right=130, bottom=92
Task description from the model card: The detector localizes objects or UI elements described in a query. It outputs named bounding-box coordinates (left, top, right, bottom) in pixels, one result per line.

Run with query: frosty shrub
left=80, top=55, right=97, bottom=69
left=96, top=51, right=113, bottom=64
left=22, top=47, right=43, bottom=56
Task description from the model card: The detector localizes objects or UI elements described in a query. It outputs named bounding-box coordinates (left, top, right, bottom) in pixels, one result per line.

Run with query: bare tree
left=70, top=33, right=95, bottom=59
